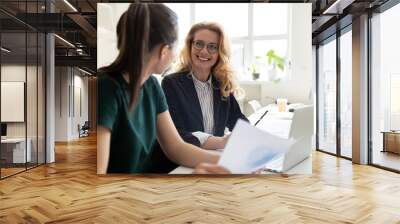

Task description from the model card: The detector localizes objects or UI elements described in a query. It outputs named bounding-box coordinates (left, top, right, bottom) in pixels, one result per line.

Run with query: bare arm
left=156, top=111, right=220, bottom=168
left=97, top=126, right=111, bottom=174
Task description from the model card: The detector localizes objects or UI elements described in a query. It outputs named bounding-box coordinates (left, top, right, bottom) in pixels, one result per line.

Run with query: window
left=371, top=2, right=400, bottom=171
left=231, top=43, right=245, bottom=72
left=195, top=4, right=248, bottom=38
left=317, top=37, right=337, bottom=155
left=164, top=3, right=191, bottom=41
left=339, top=29, right=352, bottom=158
left=165, top=3, right=288, bottom=79
left=253, top=40, right=287, bottom=61
left=253, top=4, right=287, bottom=36
left=390, top=74, right=400, bottom=130
left=98, top=3, right=290, bottom=80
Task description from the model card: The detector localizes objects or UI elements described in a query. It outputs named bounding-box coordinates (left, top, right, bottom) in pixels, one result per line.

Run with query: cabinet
left=0, top=138, right=32, bottom=164
left=382, top=131, right=400, bottom=154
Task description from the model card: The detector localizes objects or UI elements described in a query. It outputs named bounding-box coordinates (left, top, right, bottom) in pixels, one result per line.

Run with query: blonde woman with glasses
left=161, top=22, right=248, bottom=153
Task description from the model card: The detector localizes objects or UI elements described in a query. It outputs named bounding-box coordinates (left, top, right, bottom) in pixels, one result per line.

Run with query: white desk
left=1, top=138, right=31, bottom=163
left=249, top=109, right=293, bottom=139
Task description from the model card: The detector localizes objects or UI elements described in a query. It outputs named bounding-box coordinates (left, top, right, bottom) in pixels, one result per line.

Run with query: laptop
left=263, top=105, right=314, bottom=172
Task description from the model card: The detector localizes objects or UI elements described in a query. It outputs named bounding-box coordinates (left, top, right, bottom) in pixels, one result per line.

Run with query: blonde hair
left=176, top=22, right=238, bottom=98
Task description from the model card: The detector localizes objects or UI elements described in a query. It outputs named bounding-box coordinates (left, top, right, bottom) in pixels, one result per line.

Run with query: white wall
left=97, top=3, right=131, bottom=69
left=1, top=64, right=26, bottom=81
left=55, top=67, right=89, bottom=141
left=286, top=3, right=312, bottom=103
left=312, top=45, right=317, bottom=150
left=53, top=68, right=66, bottom=142
left=72, top=74, right=89, bottom=138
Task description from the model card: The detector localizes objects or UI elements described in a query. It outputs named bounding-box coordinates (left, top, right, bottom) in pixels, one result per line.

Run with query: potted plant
left=248, top=56, right=264, bottom=80
left=266, top=50, right=285, bottom=83
left=249, top=63, right=260, bottom=80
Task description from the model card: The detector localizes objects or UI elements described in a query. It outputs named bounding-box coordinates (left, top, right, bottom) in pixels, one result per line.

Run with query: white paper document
left=218, top=119, right=296, bottom=174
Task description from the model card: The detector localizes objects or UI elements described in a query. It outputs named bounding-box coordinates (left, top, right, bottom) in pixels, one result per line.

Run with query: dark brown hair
left=100, top=3, right=178, bottom=110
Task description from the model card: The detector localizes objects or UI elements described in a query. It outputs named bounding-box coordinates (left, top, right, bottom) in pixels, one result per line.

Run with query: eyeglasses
left=192, top=40, right=219, bottom=54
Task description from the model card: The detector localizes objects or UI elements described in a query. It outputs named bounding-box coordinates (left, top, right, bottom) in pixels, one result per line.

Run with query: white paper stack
left=218, top=119, right=295, bottom=174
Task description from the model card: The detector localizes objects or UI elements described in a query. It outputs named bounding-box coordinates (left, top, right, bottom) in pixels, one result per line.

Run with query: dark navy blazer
left=161, top=71, right=248, bottom=147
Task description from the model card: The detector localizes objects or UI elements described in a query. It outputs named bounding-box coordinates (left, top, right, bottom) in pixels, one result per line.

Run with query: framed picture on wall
left=1, top=81, right=25, bottom=122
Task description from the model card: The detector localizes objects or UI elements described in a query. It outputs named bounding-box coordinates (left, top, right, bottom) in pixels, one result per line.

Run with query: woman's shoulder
left=145, top=75, right=161, bottom=87
left=97, top=71, right=123, bottom=91
left=98, top=69, right=115, bottom=79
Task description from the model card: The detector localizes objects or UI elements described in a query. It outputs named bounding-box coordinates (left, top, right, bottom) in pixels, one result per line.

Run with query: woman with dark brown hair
left=97, top=4, right=229, bottom=174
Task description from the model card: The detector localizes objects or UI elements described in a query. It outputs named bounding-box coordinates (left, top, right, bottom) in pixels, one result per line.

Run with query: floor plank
left=0, top=135, right=400, bottom=223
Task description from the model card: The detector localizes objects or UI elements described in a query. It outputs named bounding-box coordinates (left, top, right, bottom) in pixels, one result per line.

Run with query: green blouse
left=97, top=72, right=168, bottom=173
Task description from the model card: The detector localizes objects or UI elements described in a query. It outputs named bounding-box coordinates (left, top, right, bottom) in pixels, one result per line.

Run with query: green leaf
left=266, top=50, right=285, bottom=71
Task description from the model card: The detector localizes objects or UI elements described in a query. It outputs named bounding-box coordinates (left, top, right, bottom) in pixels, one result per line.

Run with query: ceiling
left=1, top=0, right=98, bottom=73
left=310, top=0, right=391, bottom=44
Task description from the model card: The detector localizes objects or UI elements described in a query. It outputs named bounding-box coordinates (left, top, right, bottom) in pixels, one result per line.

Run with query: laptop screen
left=288, top=105, right=314, bottom=139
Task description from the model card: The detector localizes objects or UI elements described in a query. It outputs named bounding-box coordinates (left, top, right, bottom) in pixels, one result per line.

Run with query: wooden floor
left=1, top=163, right=45, bottom=178
left=1, top=135, right=400, bottom=223
left=1, top=167, right=26, bottom=178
